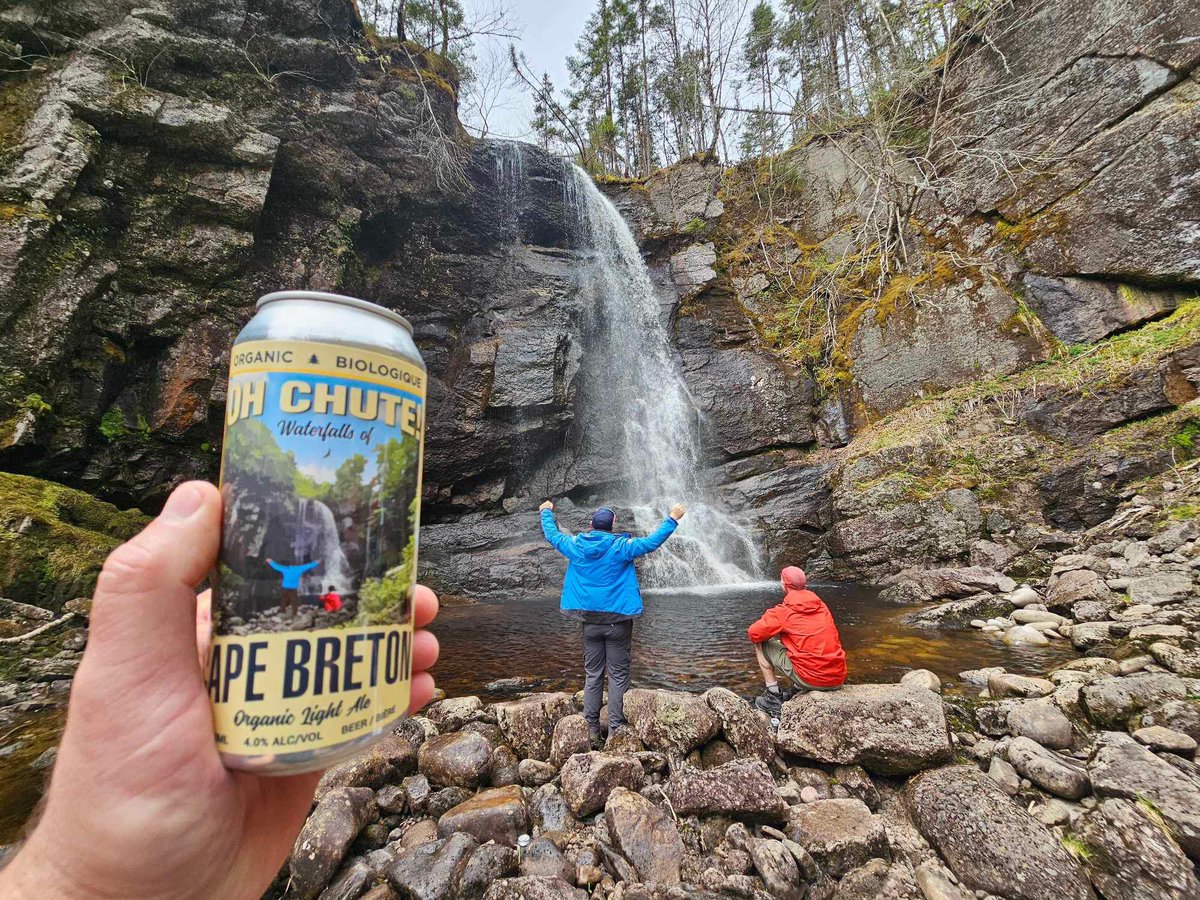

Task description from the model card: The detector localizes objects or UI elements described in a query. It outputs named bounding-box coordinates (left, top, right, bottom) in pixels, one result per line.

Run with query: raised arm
left=266, top=559, right=285, bottom=574
left=298, top=560, right=320, bottom=574
left=539, top=503, right=574, bottom=558
left=621, top=516, right=678, bottom=559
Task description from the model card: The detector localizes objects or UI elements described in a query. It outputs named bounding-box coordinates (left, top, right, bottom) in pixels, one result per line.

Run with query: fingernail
left=162, top=482, right=206, bottom=521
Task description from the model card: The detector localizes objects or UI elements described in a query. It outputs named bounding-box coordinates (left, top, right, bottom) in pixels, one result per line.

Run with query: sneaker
left=753, top=687, right=782, bottom=717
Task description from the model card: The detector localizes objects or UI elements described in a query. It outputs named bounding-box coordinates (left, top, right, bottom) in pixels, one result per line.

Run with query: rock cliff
left=0, top=0, right=1197, bottom=605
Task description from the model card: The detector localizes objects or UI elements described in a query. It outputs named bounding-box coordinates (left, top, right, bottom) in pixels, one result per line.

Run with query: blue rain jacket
left=541, top=509, right=677, bottom=617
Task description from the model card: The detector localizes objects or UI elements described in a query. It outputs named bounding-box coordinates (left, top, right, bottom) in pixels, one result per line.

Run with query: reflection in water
left=432, top=583, right=1079, bottom=701
left=0, top=707, right=64, bottom=843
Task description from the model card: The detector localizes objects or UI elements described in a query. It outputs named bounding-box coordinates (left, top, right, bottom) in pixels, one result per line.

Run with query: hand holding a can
left=0, top=481, right=441, bottom=899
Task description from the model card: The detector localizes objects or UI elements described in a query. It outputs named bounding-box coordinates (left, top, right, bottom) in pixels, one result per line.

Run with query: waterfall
left=562, top=164, right=762, bottom=586
left=295, top=498, right=355, bottom=595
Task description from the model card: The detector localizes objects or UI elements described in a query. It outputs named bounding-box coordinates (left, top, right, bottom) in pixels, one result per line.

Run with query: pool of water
left=431, top=582, right=1079, bottom=701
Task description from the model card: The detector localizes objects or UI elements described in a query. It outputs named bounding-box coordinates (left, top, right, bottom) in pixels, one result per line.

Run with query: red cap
left=781, top=566, right=807, bottom=591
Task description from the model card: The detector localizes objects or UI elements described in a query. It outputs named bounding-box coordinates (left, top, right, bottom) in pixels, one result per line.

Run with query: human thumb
left=82, top=481, right=221, bottom=686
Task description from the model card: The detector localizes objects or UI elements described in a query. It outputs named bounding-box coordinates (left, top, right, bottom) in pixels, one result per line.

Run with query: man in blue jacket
left=540, top=499, right=685, bottom=744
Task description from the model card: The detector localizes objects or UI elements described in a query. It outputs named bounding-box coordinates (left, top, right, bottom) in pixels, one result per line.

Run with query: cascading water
left=294, top=498, right=354, bottom=595
left=562, top=164, right=762, bottom=586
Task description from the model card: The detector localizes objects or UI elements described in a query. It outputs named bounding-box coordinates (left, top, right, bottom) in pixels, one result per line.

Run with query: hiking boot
left=589, top=728, right=604, bottom=750
left=753, top=687, right=783, bottom=717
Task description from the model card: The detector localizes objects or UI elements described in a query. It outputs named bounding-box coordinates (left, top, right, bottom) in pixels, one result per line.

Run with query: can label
left=210, top=339, right=425, bottom=756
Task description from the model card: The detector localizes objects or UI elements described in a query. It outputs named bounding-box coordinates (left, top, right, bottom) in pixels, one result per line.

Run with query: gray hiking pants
left=582, top=620, right=633, bottom=732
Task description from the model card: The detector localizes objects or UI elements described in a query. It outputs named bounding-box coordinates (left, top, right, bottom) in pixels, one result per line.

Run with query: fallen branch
left=0, top=611, right=76, bottom=644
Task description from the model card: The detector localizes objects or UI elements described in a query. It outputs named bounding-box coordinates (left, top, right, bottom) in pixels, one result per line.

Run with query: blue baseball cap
left=592, top=507, right=615, bottom=531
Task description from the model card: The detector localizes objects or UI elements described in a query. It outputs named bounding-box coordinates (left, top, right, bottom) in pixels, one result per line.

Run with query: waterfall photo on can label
left=211, top=337, right=424, bottom=763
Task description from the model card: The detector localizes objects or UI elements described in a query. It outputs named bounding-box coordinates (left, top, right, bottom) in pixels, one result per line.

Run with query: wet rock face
left=906, top=766, right=1093, bottom=900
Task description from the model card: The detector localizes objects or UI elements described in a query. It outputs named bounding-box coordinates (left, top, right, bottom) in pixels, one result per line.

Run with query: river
left=433, top=582, right=1077, bottom=701
left=0, top=581, right=1078, bottom=843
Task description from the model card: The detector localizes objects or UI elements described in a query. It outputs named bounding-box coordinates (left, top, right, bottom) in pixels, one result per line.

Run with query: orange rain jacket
left=747, top=566, right=847, bottom=687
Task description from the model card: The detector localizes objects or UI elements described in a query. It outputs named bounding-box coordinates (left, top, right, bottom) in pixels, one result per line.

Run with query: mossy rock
left=0, top=472, right=148, bottom=612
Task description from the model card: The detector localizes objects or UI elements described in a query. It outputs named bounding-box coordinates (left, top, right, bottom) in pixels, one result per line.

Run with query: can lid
left=257, top=290, right=414, bottom=334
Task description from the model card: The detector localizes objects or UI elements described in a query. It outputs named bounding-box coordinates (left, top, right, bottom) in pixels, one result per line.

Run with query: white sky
left=474, top=0, right=592, bottom=139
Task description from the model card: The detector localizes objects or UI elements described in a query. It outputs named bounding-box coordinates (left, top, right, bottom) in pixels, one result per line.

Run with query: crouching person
left=748, top=566, right=846, bottom=717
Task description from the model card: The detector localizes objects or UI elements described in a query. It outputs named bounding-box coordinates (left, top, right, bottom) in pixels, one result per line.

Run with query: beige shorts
left=761, top=637, right=839, bottom=691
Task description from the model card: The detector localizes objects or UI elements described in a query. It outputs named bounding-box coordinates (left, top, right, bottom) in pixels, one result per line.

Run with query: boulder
left=1149, top=642, right=1200, bottom=678
left=623, top=688, right=719, bottom=754
left=548, top=714, right=592, bottom=768
left=518, top=759, right=557, bottom=786
left=437, top=785, right=529, bottom=846
left=663, top=758, right=787, bottom=823
left=459, top=844, right=518, bottom=898
left=386, top=832, right=478, bottom=899
left=315, top=734, right=418, bottom=801
left=913, top=862, right=974, bottom=900
left=899, top=669, right=941, bottom=693
left=834, top=859, right=922, bottom=899
left=559, top=752, right=644, bottom=818
left=905, top=766, right=1092, bottom=900
left=425, top=696, right=484, bottom=731
left=1008, top=701, right=1074, bottom=749
left=494, top=693, right=575, bottom=761
left=490, top=745, right=520, bottom=788
left=530, top=783, right=577, bottom=833
left=1127, top=573, right=1194, bottom=606
left=1011, top=609, right=1068, bottom=626
left=1004, top=625, right=1051, bottom=647
left=986, top=756, right=1019, bottom=795
left=1133, top=725, right=1197, bottom=756
left=703, top=686, right=775, bottom=762
left=833, top=765, right=880, bottom=811
left=785, top=798, right=889, bottom=877
left=319, top=859, right=374, bottom=900
left=1080, top=674, right=1187, bottom=728
left=1047, top=570, right=1113, bottom=609
left=289, top=787, right=378, bottom=900
left=1089, top=733, right=1200, bottom=859
left=1006, top=737, right=1091, bottom=800
left=518, top=836, right=575, bottom=882
left=418, top=732, right=494, bottom=789
left=746, top=838, right=805, bottom=900
left=1065, top=622, right=1113, bottom=650
left=776, top=685, right=952, bottom=776
left=880, top=567, right=1016, bottom=604
left=481, top=876, right=587, bottom=899
left=604, top=786, right=684, bottom=884
left=1073, top=798, right=1200, bottom=900
left=987, top=672, right=1055, bottom=699
left=1071, top=600, right=1111, bottom=623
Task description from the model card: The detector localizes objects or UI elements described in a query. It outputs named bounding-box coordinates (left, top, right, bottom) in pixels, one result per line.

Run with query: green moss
left=0, top=473, right=148, bottom=611
left=1169, top=420, right=1200, bottom=453
left=1061, top=834, right=1094, bottom=861
left=98, top=408, right=127, bottom=441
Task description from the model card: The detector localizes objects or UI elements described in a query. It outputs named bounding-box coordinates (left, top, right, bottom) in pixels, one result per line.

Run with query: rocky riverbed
left=270, top=488, right=1200, bottom=900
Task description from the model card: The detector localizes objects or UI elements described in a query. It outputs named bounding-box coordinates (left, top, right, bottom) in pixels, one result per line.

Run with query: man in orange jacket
left=747, top=566, right=847, bottom=716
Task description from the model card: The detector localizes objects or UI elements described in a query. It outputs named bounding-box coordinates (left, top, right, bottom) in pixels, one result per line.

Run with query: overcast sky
left=473, top=0, right=590, bottom=140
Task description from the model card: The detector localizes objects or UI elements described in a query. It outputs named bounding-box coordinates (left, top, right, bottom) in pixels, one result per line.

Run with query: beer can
left=209, top=290, right=426, bottom=774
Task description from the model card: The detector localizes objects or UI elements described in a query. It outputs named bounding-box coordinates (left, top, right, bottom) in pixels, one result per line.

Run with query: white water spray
left=562, top=164, right=762, bottom=586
